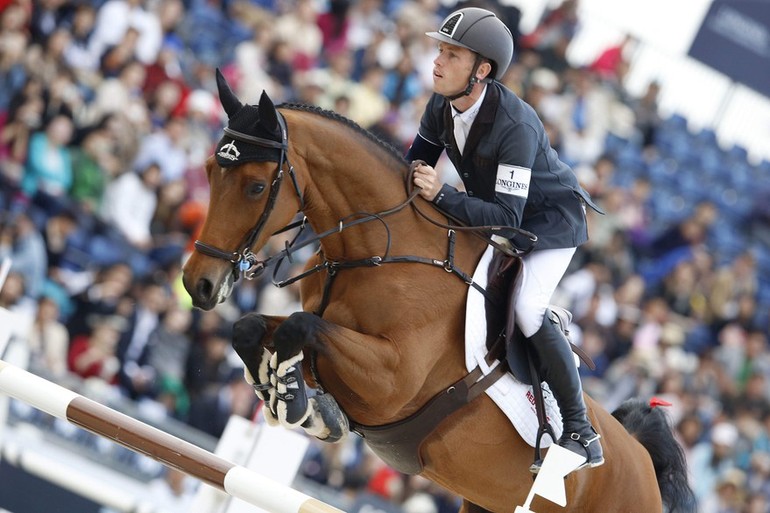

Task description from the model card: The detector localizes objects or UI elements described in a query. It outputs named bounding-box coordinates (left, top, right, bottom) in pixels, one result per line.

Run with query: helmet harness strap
left=444, top=53, right=491, bottom=102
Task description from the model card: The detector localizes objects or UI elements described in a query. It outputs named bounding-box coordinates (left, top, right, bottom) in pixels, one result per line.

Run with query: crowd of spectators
left=1, top=0, right=770, bottom=511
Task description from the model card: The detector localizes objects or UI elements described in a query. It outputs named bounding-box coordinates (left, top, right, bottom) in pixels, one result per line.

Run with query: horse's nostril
left=196, top=278, right=214, bottom=301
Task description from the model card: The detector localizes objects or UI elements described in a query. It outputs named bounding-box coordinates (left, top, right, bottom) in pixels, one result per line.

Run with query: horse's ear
left=257, top=90, right=279, bottom=133
left=216, top=68, right=242, bottom=118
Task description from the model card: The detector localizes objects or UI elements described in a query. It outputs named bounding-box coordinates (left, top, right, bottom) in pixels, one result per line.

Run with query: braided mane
left=279, top=103, right=408, bottom=169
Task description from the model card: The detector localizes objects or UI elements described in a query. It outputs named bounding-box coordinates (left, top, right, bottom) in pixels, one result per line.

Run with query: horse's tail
left=611, top=398, right=697, bottom=513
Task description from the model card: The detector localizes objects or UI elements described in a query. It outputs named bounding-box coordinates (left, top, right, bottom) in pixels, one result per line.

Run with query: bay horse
left=182, top=71, right=695, bottom=513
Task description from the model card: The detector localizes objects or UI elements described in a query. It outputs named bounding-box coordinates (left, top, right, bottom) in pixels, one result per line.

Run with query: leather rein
left=193, top=110, right=539, bottom=315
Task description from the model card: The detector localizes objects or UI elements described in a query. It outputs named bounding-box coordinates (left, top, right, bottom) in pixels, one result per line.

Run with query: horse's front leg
left=235, top=311, right=349, bottom=442
left=269, top=312, right=350, bottom=442
left=232, top=313, right=285, bottom=426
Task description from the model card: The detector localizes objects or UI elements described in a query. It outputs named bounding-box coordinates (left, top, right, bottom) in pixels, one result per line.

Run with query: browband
left=223, top=127, right=288, bottom=150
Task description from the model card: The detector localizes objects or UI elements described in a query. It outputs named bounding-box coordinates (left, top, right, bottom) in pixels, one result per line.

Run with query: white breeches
left=513, top=247, right=576, bottom=337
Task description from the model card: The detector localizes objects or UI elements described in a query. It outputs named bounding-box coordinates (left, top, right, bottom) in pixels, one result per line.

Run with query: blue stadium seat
left=647, top=157, right=678, bottom=187
left=698, top=146, right=725, bottom=178
left=661, top=113, right=688, bottom=133
left=648, top=190, right=688, bottom=227
left=726, top=144, right=748, bottom=166
left=752, top=245, right=770, bottom=279
left=675, top=169, right=709, bottom=203
left=604, top=132, right=630, bottom=154
left=710, top=224, right=746, bottom=253
left=757, top=280, right=770, bottom=305
left=615, top=143, right=646, bottom=175
left=694, top=127, right=718, bottom=148
left=725, top=162, right=751, bottom=191
left=754, top=160, right=770, bottom=190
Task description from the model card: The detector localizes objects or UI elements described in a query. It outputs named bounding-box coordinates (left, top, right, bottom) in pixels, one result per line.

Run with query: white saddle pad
left=464, top=246, right=563, bottom=448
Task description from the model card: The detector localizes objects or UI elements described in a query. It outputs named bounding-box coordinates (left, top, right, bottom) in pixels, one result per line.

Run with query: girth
left=349, top=337, right=508, bottom=475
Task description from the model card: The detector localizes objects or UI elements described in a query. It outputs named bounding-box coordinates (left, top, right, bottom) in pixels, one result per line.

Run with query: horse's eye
left=246, top=181, right=266, bottom=198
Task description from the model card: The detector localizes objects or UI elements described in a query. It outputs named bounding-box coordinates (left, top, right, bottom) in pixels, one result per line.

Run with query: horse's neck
left=291, top=115, right=414, bottom=259
left=312, top=169, right=410, bottom=259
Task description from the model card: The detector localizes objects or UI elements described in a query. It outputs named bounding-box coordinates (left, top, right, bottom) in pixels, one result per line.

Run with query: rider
left=405, top=7, right=604, bottom=473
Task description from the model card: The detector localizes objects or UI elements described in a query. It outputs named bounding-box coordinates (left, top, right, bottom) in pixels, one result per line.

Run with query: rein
left=405, top=160, right=537, bottom=256
left=265, top=163, right=538, bottom=316
left=194, top=110, right=539, bottom=316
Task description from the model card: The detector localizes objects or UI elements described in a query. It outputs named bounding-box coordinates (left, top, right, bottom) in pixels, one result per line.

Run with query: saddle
left=485, top=250, right=594, bottom=385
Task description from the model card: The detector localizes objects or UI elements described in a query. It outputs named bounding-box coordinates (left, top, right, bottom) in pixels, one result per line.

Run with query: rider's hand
left=412, top=161, right=441, bottom=201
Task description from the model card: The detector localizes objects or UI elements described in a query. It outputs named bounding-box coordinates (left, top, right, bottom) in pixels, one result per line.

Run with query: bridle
left=193, top=112, right=304, bottom=280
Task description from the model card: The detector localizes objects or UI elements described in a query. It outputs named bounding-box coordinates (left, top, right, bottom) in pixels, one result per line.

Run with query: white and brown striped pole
left=0, top=360, right=344, bottom=513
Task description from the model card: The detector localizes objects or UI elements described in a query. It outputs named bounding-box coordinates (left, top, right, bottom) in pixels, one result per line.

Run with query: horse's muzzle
left=183, top=269, right=234, bottom=310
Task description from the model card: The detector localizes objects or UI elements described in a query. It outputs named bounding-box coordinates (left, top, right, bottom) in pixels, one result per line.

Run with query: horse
left=182, top=71, right=695, bottom=513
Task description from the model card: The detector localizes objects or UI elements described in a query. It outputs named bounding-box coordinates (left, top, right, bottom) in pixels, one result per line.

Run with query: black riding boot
left=528, top=308, right=604, bottom=474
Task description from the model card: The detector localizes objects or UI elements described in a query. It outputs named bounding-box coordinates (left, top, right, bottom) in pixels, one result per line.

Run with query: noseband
left=193, top=112, right=304, bottom=280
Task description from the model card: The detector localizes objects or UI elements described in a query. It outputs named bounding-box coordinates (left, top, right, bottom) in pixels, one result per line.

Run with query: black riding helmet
left=426, top=7, right=514, bottom=99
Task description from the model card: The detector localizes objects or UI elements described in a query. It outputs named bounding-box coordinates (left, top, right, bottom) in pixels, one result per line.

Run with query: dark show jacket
left=406, top=82, right=602, bottom=250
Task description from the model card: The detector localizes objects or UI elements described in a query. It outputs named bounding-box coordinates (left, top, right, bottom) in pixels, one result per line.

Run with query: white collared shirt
left=452, top=85, right=487, bottom=155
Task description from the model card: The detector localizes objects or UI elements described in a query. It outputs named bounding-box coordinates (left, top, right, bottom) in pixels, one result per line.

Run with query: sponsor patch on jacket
left=495, top=164, right=531, bottom=198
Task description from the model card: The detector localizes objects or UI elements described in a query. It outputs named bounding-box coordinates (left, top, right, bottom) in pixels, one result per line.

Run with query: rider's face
left=432, top=42, right=476, bottom=96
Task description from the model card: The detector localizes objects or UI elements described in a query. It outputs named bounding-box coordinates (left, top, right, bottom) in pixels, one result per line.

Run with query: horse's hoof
left=310, top=393, right=349, bottom=443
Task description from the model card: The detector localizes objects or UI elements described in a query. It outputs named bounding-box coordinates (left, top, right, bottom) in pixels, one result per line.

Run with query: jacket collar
left=442, top=82, right=500, bottom=167
left=466, top=81, right=499, bottom=144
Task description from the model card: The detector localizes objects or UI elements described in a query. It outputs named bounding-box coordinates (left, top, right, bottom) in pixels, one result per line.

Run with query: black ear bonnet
left=215, top=69, right=283, bottom=167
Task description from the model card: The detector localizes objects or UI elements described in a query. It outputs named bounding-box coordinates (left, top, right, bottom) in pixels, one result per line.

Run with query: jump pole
left=0, top=360, right=344, bottom=513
